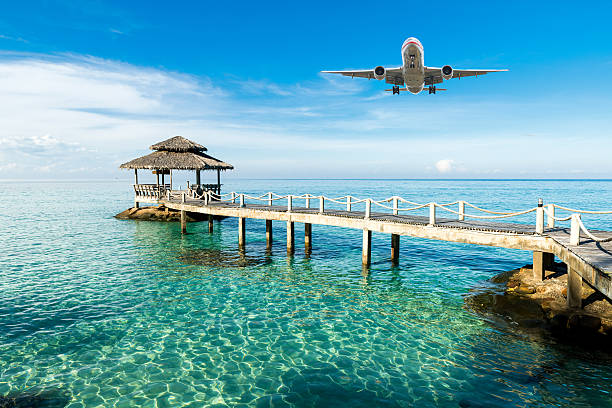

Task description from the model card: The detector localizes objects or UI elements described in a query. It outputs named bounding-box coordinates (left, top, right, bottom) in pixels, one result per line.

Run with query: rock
left=515, top=286, right=536, bottom=295
left=518, top=319, right=544, bottom=328
left=507, top=280, right=520, bottom=289
left=549, top=313, right=569, bottom=329
left=115, top=206, right=211, bottom=222
left=568, top=314, right=601, bottom=332
left=465, top=265, right=612, bottom=344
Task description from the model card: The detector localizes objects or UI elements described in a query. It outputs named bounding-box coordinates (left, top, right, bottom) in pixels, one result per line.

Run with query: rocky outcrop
left=466, top=263, right=612, bottom=344
left=115, top=205, right=209, bottom=222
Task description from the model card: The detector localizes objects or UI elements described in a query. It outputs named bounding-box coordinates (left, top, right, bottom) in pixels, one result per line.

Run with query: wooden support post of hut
left=266, top=220, right=273, bottom=249
left=304, top=223, right=312, bottom=252
left=133, top=169, right=140, bottom=208
left=391, top=234, right=400, bottom=263
left=287, top=221, right=295, bottom=255
left=119, top=136, right=233, bottom=208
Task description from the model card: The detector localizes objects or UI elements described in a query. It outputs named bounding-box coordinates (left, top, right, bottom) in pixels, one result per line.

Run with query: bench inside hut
left=120, top=136, right=234, bottom=208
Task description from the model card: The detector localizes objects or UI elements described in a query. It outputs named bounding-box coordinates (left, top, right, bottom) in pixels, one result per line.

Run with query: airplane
left=322, top=37, right=507, bottom=95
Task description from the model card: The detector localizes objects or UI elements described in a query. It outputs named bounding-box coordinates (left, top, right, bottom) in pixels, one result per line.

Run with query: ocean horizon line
left=1, top=178, right=612, bottom=183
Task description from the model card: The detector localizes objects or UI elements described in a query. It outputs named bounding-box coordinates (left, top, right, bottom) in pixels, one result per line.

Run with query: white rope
left=553, top=204, right=612, bottom=214
left=169, top=191, right=612, bottom=227
left=325, top=196, right=352, bottom=204
left=464, top=202, right=519, bottom=215
left=373, top=197, right=394, bottom=204
left=394, top=197, right=422, bottom=206
left=435, top=201, right=460, bottom=207
left=328, top=195, right=350, bottom=201
left=576, top=217, right=612, bottom=243
left=371, top=201, right=395, bottom=210
left=542, top=207, right=573, bottom=222
left=435, top=203, right=538, bottom=219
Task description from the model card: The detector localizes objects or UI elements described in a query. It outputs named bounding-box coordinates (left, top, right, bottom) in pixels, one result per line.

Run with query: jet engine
left=373, top=66, right=386, bottom=80
left=441, top=65, right=453, bottom=80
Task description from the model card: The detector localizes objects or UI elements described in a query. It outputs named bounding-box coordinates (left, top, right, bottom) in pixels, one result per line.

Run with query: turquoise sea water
left=1, top=179, right=611, bottom=407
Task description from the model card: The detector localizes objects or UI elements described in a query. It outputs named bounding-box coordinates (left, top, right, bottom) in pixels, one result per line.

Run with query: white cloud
left=0, top=52, right=610, bottom=179
left=435, top=159, right=454, bottom=174
left=0, top=34, right=28, bottom=43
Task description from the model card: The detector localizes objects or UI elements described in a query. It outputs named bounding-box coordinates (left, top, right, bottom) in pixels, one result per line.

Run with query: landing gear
left=428, top=85, right=437, bottom=94
left=392, top=86, right=400, bottom=95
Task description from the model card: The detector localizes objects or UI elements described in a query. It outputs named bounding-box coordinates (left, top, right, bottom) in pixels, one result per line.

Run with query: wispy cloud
left=0, top=34, right=29, bottom=43
left=0, top=52, right=610, bottom=179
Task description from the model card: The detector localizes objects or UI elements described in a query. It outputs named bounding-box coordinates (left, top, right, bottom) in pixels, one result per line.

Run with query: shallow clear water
left=1, top=179, right=611, bottom=407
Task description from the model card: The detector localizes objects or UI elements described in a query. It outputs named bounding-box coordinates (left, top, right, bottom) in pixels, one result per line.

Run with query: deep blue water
left=0, top=179, right=611, bottom=407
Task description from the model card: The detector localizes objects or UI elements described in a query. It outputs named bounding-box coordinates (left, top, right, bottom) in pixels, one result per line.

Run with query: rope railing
left=553, top=204, right=612, bottom=215
left=435, top=203, right=538, bottom=219
left=463, top=202, right=520, bottom=215
left=569, top=214, right=612, bottom=246
left=169, top=190, right=611, bottom=246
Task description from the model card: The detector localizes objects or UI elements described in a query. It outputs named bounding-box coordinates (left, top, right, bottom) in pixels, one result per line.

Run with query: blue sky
left=1, top=0, right=611, bottom=179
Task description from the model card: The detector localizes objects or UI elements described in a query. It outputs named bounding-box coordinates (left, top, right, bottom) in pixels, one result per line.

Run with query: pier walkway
left=158, top=191, right=612, bottom=308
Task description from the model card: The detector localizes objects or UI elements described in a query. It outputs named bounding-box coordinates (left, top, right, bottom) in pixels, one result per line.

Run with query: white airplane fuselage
left=401, top=37, right=425, bottom=94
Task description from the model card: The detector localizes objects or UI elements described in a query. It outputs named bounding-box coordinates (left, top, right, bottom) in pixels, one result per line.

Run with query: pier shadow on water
left=178, top=247, right=271, bottom=268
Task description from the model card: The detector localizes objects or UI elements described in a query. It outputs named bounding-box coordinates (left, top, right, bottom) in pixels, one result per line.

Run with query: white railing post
left=204, top=191, right=209, bottom=205
left=393, top=197, right=398, bottom=215
left=166, top=190, right=170, bottom=200
left=458, top=201, right=465, bottom=221
left=347, top=196, right=352, bottom=212
left=547, top=204, right=555, bottom=228
left=365, top=199, right=371, bottom=219
left=536, top=199, right=544, bottom=234
left=305, top=194, right=310, bottom=209
left=429, top=203, right=436, bottom=225
left=570, top=213, right=581, bottom=246
left=181, top=192, right=186, bottom=203
left=287, top=195, right=292, bottom=213
left=240, top=193, right=245, bottom=208
left=268, top=192, right=273, bottom=207
left=319, top=196, right=325, bottom=213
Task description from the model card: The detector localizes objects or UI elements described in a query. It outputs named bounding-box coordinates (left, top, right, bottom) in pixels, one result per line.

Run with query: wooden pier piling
left=238, top=217, right=245, bottom=248
left=567, top=266, right=583, bottom=308
left=532, top=251, right=555, bottom=281
left=287, top=221, right=295, bottom=254
left=266, top=220, right=273, bottom=249
left=305, top=223, right=312, bottom=252
left=158, top=191, right=612, bottom=304
left=208, top=214, right=213, bottom=233
left=391, top=234, right=400, bottom=263
left=362, top=229, right=372, bottom=266
left=180, top=210, right=187, bottom=234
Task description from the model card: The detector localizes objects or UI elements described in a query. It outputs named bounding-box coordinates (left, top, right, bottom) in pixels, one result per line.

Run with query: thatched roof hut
left=120, top=136, right=233, bottom=171
left=120, top=136, right=234, bottom=206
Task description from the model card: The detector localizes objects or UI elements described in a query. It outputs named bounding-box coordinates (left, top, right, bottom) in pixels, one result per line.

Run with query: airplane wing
left=322, top=67, right=405, bottom=85
left=424, top=66, right=508, bottom=84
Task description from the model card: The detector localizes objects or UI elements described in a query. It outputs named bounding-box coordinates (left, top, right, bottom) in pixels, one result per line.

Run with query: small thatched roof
left=120, top=136, right=233, bottom=171
left=150, top=136, right=207, bottom=152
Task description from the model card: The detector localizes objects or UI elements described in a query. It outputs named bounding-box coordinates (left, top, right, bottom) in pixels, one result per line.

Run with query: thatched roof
left=150, top=136, right=206, bottom=152
left=120, top=136, right=233, bottom=171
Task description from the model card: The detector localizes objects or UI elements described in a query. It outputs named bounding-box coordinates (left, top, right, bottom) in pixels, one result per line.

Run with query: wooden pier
left=158, top=191, right=612, bottom=309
